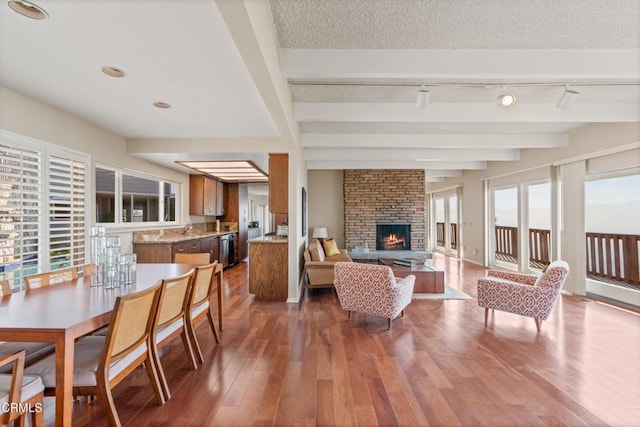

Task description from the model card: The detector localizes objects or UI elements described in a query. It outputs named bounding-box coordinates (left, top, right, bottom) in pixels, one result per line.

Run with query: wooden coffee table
left=378, top=258, right=445, bottom=294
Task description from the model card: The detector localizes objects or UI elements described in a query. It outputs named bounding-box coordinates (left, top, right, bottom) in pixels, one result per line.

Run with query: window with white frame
left=95, top=166, right=178, bottom=225
left=0, top=132, right=89, bottom=289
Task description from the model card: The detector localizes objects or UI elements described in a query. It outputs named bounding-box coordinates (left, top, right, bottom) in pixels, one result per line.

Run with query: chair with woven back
left=23, top=266, right=78, bottom=290
left=25, top=282, right=167, bottom=426
left=0, top=280, right=56, bottom=372
left=174, top=252, right=211, bottom=265
left=0, top=350, right=45, bottom=427
left=0, top=280, right=11, bottom=296
left=185, top=262, right=221, bottom=365
left=151, top=269, right=198, bottom=401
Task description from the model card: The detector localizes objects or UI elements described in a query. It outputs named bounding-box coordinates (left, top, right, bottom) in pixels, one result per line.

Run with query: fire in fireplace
left=376, top=223, right=411, bottom=250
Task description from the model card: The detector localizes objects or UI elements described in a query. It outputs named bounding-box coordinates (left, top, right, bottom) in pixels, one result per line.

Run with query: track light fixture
left=497, top=92, right=517, bottom=107
left=557, top=87, right=580, bottom=110
left=416, top=85, right=431, bottom=109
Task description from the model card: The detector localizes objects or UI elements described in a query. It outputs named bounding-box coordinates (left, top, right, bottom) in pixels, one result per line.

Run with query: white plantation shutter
left=48, top=154, right=86, bottom=270
left=0, top=141, right=43, bottom=286
left=0, top=132, right=88, bottom=287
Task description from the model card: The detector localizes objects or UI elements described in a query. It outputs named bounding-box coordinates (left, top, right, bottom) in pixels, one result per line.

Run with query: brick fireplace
left=344, top=170, right=425, bottom=250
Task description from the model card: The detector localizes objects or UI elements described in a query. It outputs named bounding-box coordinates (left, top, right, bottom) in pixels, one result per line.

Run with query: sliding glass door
left=489, top=180, right=552, bottom=271
left=432, top=189, right=461, bottom=257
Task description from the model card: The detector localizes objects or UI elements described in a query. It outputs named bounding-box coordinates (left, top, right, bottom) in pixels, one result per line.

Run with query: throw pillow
left=323, top=238, right=340, bottom=257
left=309, top=247, right=321, bottom=261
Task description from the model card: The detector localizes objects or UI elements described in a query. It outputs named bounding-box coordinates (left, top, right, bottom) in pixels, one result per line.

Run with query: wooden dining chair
left=185, top=262, right=220, bottom=365
left=151, top=269, right=197, bottom=401
left=0, top=280, right=11, bottom=296
left=174, top=252, right=211, bottom=265
left=0, top=280, right=56, bottom=372
left=24, top=282, right=167, bottom=427
left=0, top=350, right=45, bottom=427
left=24, top=266, right=78, bottom=290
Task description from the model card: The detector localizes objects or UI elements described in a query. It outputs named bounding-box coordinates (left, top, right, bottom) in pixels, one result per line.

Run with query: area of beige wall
left=428, top=122, right=640, bottom=265
left=308, top=170, right=344, bottom=248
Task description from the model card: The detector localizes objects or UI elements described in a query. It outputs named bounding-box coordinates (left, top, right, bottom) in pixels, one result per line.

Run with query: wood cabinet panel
left=190, top=175, right=225, bottom=216
left=249, top=242, right=288, bottom=298
left=216, top=180, right=225, bottom=216
left=199, top=236, right=219, bottom=263
left=172, top=240, right=201, bottom=261
left=133, top=243, right=172, bottom=263
left=190, top=175, right=214, bottom=215
left=269, top=153, right=288, bottom=214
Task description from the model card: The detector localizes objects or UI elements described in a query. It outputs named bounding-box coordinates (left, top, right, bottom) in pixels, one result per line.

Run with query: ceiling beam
left=426, top=170, right=462, bottom=178
left=215, top=0, right=300, bottom=149
left=281, top=49, right=640, bottom=81
left=301, top=133, right=567, bottom=148
left=127, top=137, right=285, bottom=154
left=304, top=148, right=519, bottom=161
left=306, top=160, right=486, bottom=170
left=294, top=102, right=640, bottom=123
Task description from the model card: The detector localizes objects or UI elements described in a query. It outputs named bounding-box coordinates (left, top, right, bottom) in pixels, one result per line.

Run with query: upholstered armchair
left=477, top=260, right=570, bottom=332
left=334, top=262, right=415, bottom=329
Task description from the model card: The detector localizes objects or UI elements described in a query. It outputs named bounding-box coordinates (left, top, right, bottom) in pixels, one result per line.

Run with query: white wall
left=428, top=122, right=640, bottom=265
left=307, top=170, right=344, bottom=248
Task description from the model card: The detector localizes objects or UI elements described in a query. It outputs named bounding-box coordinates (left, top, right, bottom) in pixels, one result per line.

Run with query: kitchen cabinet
left=216, top=180, right=226, bottom=216
left=133, top=236, right=219, bottom=263
left=248, top=237, right=288, bottom=298
left=199, top=236, right=219, bottom=263
left=189, top=175, right=225, bottom=216
left=269, top=153, right=288, bottom=214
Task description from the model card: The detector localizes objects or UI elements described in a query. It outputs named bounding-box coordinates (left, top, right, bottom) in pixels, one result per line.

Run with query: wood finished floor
left=52, top=254, right=640, bottom=426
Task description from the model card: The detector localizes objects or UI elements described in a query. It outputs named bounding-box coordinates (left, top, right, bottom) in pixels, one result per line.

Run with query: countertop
left=248, top=235, right=288, bottom=244
left=133, top=231, right=237, bottom=244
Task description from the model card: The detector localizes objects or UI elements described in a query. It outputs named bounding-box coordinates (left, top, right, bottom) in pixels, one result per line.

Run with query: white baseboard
left=586, top=279, right=640, bottom=307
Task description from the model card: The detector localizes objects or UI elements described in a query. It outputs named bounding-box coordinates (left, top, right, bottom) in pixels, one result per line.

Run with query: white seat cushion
left=0, top=342, right=55, bottom=373
left=25, top=336, right=148, bottom=387
left=191, top=300, right=209, bottom=318
left=156, top=318, right=184, bottom=344
left=0, top=373, right=44, bottom=405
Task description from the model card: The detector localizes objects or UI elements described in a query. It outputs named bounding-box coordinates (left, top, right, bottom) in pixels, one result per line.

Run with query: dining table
left=0, top=263, right=222, bottom=427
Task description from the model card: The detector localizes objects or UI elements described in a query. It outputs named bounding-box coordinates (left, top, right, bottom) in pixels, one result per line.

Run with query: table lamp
left=312, top=227, right=329, bottom=243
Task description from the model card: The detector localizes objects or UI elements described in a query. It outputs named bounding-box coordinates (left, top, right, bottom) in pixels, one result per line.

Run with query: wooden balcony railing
left=450, top=223, right=458, bottom=250
left=436, top=223, right=640, bottom=289
left=495, top=225, right=518, bottom=264
left=586, top=233, right=640, bottom=286
left=435, top=222, right=458, bottom=250
left=529, top=228, right=551, bottom=269
left=436, top=222, right=445, bottom=246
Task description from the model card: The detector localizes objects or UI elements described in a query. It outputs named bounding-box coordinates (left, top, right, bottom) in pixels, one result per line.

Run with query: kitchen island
left=248, top=235, right=288, bottom=299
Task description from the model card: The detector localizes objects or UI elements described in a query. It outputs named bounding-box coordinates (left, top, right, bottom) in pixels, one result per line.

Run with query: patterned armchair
left=477, top=260, right=570, bottom=332
left=334, top=262, right=415, bottom=329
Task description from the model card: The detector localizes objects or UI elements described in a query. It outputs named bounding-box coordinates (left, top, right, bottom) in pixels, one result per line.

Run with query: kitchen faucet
left=183, top=224, right=193, bottom=235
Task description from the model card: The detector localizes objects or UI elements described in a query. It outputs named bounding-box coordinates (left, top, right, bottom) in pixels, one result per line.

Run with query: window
left=95, top=166, right=178, bottom=225
left=0, top=132, right=88, bottom=288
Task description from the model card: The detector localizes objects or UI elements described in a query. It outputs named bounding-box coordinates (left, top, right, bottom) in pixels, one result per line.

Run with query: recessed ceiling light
left=8, top=0, right=48, bottom=20
left=153, top=102, right=171, bottom=109
left=497, top=93, right=516, bottom=107
left=101, top=66, right=126, bottom=78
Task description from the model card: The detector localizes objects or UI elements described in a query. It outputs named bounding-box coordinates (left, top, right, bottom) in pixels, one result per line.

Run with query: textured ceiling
left=271, top=0, right=640, bottom=49
left=0, top=1, right=637, bottom=181
left=271, top=0, right=640, bottom=176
